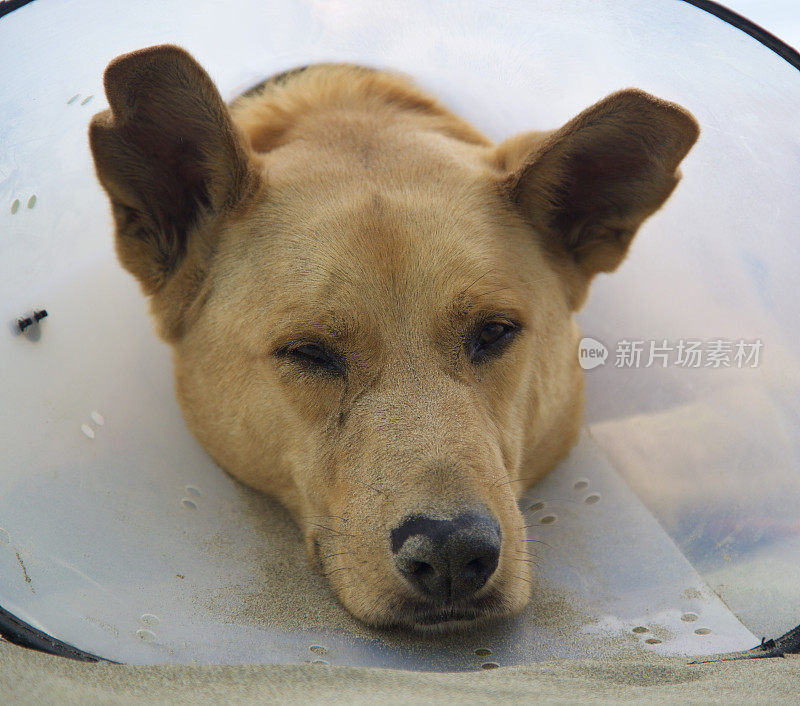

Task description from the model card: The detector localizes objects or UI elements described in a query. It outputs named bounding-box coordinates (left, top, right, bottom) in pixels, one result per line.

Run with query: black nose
left=390, top=511, right=501, bottom=603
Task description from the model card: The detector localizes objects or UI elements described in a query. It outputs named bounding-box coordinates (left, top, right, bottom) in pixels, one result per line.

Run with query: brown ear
left=499, top=89, right=699, bottom=309
left=89, top=45, right=258, bottom=337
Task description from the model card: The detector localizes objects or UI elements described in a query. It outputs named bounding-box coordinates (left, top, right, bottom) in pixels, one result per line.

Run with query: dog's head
left=89, top=46, right=698, bottom=629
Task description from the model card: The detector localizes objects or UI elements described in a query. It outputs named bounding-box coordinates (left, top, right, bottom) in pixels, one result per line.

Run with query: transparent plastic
left=1, top=0, right=797, bottom=666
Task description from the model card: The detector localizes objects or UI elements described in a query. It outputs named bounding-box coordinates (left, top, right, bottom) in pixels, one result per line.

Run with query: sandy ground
left=2, top=639, right=799, bottom=705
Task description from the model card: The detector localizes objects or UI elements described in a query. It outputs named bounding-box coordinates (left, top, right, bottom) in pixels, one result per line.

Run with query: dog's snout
left=390, top=511, right=501, bottom=602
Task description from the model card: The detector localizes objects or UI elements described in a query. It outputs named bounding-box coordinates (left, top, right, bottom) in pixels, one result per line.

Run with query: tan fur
left=89, top=45, right=698, bottom=629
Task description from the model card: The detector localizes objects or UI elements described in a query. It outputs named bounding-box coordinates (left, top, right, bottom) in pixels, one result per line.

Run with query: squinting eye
left=479, top=323, right=508, bottom=346
left=285, top=343, right=344, bottom=375
left=469, top=321, right=519, bottom=363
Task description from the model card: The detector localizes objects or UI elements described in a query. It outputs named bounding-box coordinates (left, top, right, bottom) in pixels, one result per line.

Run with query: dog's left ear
left=498, top=89, right=699, bottom=309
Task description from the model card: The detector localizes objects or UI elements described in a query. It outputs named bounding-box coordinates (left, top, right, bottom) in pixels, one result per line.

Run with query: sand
left=2, top=638, right=799, bottom=704
left=193, top=478, right=663, bottom=665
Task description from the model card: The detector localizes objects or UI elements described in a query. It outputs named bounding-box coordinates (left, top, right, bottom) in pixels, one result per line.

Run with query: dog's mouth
left=398, top=590, right=504, bottom=630
left=412, top=608, right=480, bottom=627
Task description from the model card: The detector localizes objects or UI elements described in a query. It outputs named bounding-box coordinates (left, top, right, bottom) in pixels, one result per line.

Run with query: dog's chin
left=391, top=591, right=506, bottom=632
left=406, top=609, right=489, bottom=632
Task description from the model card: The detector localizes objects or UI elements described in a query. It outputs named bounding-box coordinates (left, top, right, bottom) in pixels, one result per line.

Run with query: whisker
left=320, top=551, right=352, bottom=561
left=525, top=496, right=581, bottom=507
left=303, top=521, right=336, bottom=531
left=350, top=479, right=396, bottom=503
left=521, top=539, right=552, bottom=548
left=460, top=272, right=491, bottom=296
left=513, top=549, right=541, bottom=558
left=308, top=514, right=350, bottom=522
left=491, top=474, right=539, bottom=489
left=323, top=565, right=354, bottom=577
left=303, top=521, right=357, bottom=537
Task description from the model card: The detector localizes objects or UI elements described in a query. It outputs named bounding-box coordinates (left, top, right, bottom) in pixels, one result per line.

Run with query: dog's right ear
left=89, top=45, right=259, bottom=338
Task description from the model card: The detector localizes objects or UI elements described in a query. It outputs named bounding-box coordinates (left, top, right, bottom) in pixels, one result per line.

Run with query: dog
left=89, top=45, right=698, bottom=630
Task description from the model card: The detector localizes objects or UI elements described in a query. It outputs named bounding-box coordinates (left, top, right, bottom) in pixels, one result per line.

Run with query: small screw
left=15, top=309, right=47, bottom=334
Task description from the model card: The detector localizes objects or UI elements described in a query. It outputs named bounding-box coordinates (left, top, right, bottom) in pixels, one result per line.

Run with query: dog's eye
left=285, top=343, right=344, bottom=375
left=468, top=321, right=519, bottom=363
